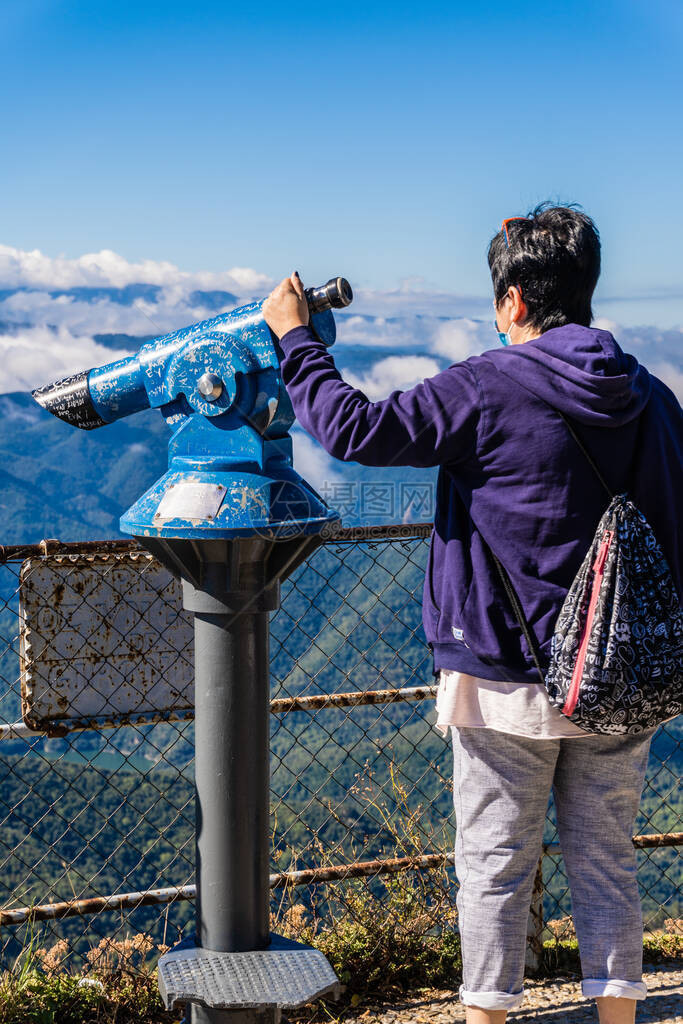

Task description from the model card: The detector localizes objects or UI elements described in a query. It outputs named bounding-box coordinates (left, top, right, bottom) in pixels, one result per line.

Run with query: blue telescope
left=33, top=277, right=353, bottom=540
left=34, top=278, right=355, bottom=1021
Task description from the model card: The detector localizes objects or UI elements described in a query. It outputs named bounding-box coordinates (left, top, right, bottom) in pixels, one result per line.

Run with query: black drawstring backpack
left=490, top=410, right=682, bottom=735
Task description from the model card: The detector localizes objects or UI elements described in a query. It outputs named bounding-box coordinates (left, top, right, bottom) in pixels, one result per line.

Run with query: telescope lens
left=33, top=371, right=107, bottom=430
left=332, top=277, right=353, bottom=307
left=305, top=277, right=354, bottom=314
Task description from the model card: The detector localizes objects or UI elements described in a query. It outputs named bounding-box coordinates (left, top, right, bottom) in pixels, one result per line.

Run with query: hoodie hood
left=486, top=323, right=652, bottom=426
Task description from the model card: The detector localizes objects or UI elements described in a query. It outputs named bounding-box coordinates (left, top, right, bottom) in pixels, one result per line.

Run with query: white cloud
left=0, top=243, right=272, bottom=295
left=0, top=241, right=678, bottom=407
left=430, top=318, right=491, bottom=362
left=592, top=316, right=620, bottom=333
left=290, top=429, right=345, bottom=493
left=335, top=313, right=430, bottom=350
left=0, top=243, right=277, bottom=341
left=0, top=326, right=130, bottom=394
left=0, top=287, right=241, bottom=337
left=650, top=361, right=683, bottom=402
left=0, top=395, right=42, bottom=423
left=348, top=283, right=493, bottom=320
left=335, top=312, right=495, bottom=360
left=346, top=355, right=442, bottom=400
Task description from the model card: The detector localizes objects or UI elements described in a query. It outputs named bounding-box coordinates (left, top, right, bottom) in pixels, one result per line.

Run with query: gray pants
left=451, top=726, right=654, bottom=1011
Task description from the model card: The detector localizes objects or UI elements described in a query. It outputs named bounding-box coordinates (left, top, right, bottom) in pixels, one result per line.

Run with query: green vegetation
left=0, top=532, right=679, bottom=989
left=540, top=932, right=683, bottom=977
left=0, top=769, right=679, bottom=1022
left=0, top=968, right=170, bottom=1024
left=0, top=934, right=176, bottom=1024
left=0, top=719, right=680, bottom=965
left=0, top=915, right=679, bottom=1024
left=276, top=764, right=462, bottom=999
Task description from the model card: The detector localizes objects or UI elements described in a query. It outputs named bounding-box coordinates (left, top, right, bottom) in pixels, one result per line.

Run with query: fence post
left=525, top=855, right=544, bottom=974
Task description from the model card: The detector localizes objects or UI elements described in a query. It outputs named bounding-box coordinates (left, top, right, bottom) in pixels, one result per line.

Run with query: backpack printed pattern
left=544, top=494, right=683, bottom=734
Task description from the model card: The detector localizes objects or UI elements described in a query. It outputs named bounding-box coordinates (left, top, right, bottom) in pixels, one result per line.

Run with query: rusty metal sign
left=19, top=552, right=194, bottom=733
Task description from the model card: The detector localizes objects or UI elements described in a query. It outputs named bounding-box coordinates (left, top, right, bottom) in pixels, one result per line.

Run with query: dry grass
left=1, top=766, right=679, bottom=1022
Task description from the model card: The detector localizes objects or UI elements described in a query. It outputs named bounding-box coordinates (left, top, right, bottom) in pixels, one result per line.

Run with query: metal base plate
left=158, top=933, right=341, bottom=1012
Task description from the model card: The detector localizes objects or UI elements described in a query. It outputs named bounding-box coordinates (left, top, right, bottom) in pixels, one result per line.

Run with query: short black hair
left=488, top=203, right=601, bottom=333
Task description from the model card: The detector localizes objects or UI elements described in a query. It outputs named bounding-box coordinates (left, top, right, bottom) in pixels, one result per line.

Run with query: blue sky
left=2, top=0, right=683, bottom=325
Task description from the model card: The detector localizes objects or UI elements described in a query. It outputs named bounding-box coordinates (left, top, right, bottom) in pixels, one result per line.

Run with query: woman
left=263, top=204, right=682, bottom=1024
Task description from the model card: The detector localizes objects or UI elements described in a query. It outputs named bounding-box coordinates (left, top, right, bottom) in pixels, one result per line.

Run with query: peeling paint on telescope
left=30, top=279, right=354, bottom=1016
left=32, top=278, right=352, bottom=539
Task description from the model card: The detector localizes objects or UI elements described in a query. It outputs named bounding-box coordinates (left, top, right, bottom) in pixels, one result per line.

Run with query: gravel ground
left=331, top=964, right=682, bottom=1023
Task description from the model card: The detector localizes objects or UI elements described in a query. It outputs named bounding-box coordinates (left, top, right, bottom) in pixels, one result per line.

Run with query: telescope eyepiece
left=305, top=277, right=353, bottom=314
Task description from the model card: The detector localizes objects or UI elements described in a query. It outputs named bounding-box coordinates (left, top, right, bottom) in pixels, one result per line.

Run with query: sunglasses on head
left=501, top=216, right=527, bottom=248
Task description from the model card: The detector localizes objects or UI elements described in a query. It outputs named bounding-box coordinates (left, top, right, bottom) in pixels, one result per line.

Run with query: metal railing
left=0, top=526, right=680, bottom=969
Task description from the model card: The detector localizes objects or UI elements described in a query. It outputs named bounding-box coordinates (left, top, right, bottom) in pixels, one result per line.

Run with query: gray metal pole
left=193, top=606, right=270, bottom=952
left=184, top=562, right=279, bottom=1024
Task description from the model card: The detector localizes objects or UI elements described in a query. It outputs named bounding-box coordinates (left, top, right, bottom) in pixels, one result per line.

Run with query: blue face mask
left=494, top=285, right=522, bottom=346
left=494, top=320, right=515, bottom=347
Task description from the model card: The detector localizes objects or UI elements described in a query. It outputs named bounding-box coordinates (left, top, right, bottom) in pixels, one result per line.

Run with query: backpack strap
left=555, top=411, right=614, bottom=501
left=484, top=409, right=612, bottom=683
left=489, top=550, right=547, bottom=685
left=483, top=403, right=648, bottom=683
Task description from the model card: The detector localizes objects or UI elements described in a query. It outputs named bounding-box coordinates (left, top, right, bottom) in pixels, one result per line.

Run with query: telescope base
left=187, top=1006, right=278, bottom=1024
left=159, top=934, right=340, bottom=1019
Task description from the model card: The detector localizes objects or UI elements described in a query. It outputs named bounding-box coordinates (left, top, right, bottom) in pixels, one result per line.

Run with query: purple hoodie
left=278, top=323, right=683, bottom=683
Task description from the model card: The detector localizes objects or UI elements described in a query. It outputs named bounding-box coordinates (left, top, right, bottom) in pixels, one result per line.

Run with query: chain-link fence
left=0, top=527, right=680, bottom=972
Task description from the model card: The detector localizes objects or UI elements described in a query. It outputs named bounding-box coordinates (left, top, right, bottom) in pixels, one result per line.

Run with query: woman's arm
left=278, top=324, right=480, bottom=469
left=263, top=273, right=481, bottom=469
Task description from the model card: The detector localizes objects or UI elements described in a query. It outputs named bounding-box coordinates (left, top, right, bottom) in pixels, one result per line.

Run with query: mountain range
left=0, top=252, right=680, bottom=544
left=0, top=250, right=678, bottom=960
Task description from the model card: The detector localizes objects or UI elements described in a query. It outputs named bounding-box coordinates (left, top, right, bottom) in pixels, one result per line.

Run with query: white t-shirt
left=434, top=669, right=589, bottom=739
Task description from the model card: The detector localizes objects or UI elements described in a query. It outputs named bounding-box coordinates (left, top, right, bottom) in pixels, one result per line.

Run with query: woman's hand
left=262, top=272, right=309, bottom=339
